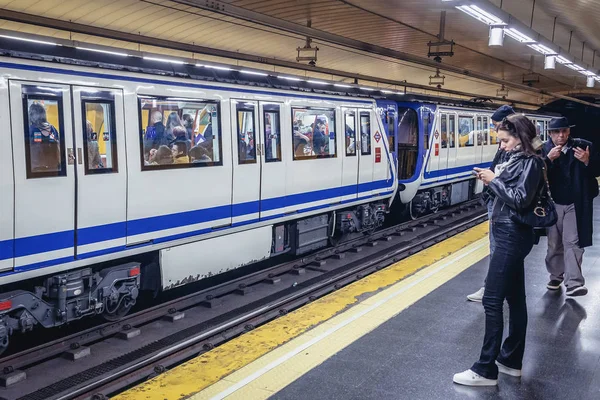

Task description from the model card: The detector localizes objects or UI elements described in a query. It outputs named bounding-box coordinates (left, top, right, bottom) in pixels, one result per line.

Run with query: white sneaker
left=467, top=287, right=485, bottom=302
left=453, top=369, right=498, bottom=386
left=496, top=361, right=522, bottom=377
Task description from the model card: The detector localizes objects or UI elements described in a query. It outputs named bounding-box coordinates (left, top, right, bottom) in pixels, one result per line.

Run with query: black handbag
left=509, top=161, right=558, bottom=228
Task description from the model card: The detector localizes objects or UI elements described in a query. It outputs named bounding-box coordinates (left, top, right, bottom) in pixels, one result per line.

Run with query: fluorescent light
left=278, top=76, right=303, bottom=81
left=556, top=55, right=572, bottom=64
left=581, top=70, right=596, bottom=76
left=334, top=83, right=352, bottom=88
left=204, top=65, right=232, bottom=71
left=307, top=80, right=328, bottom=85
left=76, top=46, right=128, bottom=57
left=455, top=5, right=505, bottom=25
left=504, top=28, right=536, bottom=43
left=241, top=70, right=268, bottom=76
left=360, top=87, right=375, bottom=91
left=566, top=64, right=585, bottom=71
left=396, top=92, right=405, bottom=95
left=0, top=34, right=57, bottom=46
left=143, top=56, right=185, bottom=64
left=381, top=90, right=394, bottom=94
left=527, top=44, right=556, bottom=55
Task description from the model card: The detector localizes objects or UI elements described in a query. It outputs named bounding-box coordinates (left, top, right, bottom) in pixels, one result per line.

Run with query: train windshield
left=397, top=107, right=419, bottom=180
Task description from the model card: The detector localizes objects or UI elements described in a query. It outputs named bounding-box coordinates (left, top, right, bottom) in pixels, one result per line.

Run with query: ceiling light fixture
left=278, top=76, right=303, bottom=81
left=528, top=44, right=556, bottom=55
left=0, top=34, right=58, bottom=46
left=504, top=28, right=536, bottom=44
left=360, top=87, right=375, bottom=91
left=488, top=25, right=504, bottom=47
left=565, top=64, right=585, bottom=72
left=204, top=65, right=233, bottom=71
left=544, top=55, right=556, bottom=70
left=334, top=83, right=352, bottom=88
left=455, top=5, right=505, bottom=25
left=144, top=56, right=185, bottom=64
left=307, top=80, right=328, bottom=85
left=587, top=76, right=595, bottom=88
left=555, top=55, right=572, bottom=64
left=240, top=70, right=268, bottom=76
left=76, top=47, right=129, bottom=57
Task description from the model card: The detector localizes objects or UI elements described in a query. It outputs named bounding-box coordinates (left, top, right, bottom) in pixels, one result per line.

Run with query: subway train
left=0, top=52, right=553, bottom=353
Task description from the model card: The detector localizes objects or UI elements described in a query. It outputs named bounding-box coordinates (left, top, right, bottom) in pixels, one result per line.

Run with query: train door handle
left=77, top=148, right=83, bottom=165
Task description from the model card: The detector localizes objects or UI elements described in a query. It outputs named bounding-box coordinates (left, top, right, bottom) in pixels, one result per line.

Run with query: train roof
left=0, top=37, right=553, bottom=116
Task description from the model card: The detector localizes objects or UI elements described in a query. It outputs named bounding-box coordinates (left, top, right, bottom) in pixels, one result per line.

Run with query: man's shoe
left=566, top=285, right=588, bottom=297
left=467, top=287, right=485, bottom=302
left=496, top=360, right=522, bottom=377
left=546, top=280, right=563, bottom=290
left=453, top=369, right=497, bottom=386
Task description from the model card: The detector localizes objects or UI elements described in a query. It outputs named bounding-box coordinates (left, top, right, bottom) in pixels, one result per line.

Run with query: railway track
left=0, top=201, right=487, bottom=400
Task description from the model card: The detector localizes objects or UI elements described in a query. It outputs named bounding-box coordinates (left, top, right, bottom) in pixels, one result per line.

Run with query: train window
left=386, top=109, right=395, bottom=151
left=263, top=104, right=281, bottom=163
left=440, top=114, right=448, bottom=149
left=22, top=85, right=67, bottom=179
left=344, top=111, right=356, bottom=156
left=138, top=96, right=222, bottom=170
left=458, top=116, right=475, bottom=147
left=292, top=107, right=336, bottom=160
left=81, top=91, right=118, bottom=174
left=360, top=112, right=371, bottom=155
left=236, top=103, right=256, bottom=164
left=397, top=107, right=419, bottom=180
left=476, top=116, right=483, bottom=146
left=423, top=112, right=430, bottom=150
left=482, top=117, right=489, bottom=145
left=448, top=115, right=456, bottom=148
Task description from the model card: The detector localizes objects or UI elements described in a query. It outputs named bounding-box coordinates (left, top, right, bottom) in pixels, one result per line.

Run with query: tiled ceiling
left=0, top=0, right=598, bottom=106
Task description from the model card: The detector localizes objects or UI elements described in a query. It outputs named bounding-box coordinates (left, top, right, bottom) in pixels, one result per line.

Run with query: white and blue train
left=0, top=53, right=552, bottom=353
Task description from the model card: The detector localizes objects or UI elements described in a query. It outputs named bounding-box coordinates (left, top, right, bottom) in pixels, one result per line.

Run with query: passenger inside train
left=27, top=102, right=61, bottom=172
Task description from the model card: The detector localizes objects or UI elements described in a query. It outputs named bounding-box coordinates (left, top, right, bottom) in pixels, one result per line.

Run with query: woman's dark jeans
left=471, top=221, right=534, bottom=379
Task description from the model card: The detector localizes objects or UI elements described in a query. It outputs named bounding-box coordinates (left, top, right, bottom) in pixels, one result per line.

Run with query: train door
left=358, top=109, right=375, bottom=195
left=436, top=112, right=449, bottom=180
left=9, top=81, right=75, bottom=270
left=445, top=113, right=458, bottom=172
left=384, top=105, right=397, bottom=164
left=456, top=113, right=476, bottom=171
left=0, top=79, right=13, bottom=272
left=258, top=102, right=287, bottom=219
left=341, top=107, right=359, bottom=200
left=231, top=99, right=260, bottom=225
left=72, top=87, right=127, bottom=257
left=476, top=115, right=484, bottom=165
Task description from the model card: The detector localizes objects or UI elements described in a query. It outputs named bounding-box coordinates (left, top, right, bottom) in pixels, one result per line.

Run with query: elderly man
left=543, top=116, right=600, bottom=297
left=467, top=105, right=515, bottom=302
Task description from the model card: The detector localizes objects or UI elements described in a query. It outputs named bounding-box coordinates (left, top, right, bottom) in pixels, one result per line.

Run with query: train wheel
left=409, top=201, right=418, bottom=220
left=102, top=296, right=135, bottom=322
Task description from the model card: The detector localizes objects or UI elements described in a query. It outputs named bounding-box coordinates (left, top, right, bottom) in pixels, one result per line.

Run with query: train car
left=377, top=98, right=553, bottom=218
left=0, top=56, right=397, bottom=354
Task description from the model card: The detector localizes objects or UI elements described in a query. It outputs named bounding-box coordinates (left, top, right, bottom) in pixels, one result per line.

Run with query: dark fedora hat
left=491, top=105, right=515, bottom=123
left=548, top=116, right=575, bottom=131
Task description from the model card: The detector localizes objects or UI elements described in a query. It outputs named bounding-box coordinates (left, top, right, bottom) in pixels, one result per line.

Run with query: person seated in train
left=165, top=112, right=183, bottom=143
left=153, top=145, right=174, bottom=165
left=189, top=144, right=212, bottom=163
left=86, top=120, right=103, bottom=169
left=144, top=111, right=166, bottom=155
left=313, top=119, right=329, bottom=155
left=293, top=131, right=311, bottom=157
left=172, top=139, right=190, bottom=164
left=28, top=102, right=61, bottom=172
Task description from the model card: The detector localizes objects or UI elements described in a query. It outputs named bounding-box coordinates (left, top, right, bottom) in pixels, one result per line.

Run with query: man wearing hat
left=467, top=105, right=516, bottom=302
left=543, top=116, right=600, bottom=297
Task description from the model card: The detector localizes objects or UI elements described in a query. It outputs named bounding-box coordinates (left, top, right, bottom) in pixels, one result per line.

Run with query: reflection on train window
left=138, top=96, right=222, bottom=170
left=482, top=117, right=489, bottom=145
left=440, top=114, right=448, bottom=149
left=490, top=119, right=498, bottom=145
left=236, top=102, right=256, bottom=164
left=82, top=91, right=118, bottom=174
left=263, top=104, right=281, bottom=163
left=536, top=121, right=546, bottom=142
left=22, top=85, right=67, bottom=179
left=458, top=116, right=475, bottom=147
left=360, top=112, right=371, bottom=155
left=292, top=107, right=336, bottom=160
left=397, top=107, right=418, bottom=180
left=476, top=116, right=483, bottom=146
left=344, top=112, right=356, bottom=156
left=448, top=115, right=456, bottom=148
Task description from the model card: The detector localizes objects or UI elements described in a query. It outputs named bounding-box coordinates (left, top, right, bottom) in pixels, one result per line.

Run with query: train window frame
left=423, top=112, right=431, bottom=150
left=81, top=93, right=119, bottom=175
left=236, top=103, right=257, bottom=165
left=263, top=103, right=282, bottom=163
left=22, top=86, right=68, bottom=179
left=440, top=113, right=448, bottom=149
left=291, top=106, right=337, bottom=161
left=482, top=116, right=489, bottom=145
left=137, top=95, right=223, bottom=171
left=448, top=114, right=456, bottom=148
left=458, top=115, right=475, bottom=148
left=476, top=116, right=483, bottom=146
left=344, top=111, right=357, bottom=157
left=360, top=111, right=371, bottom=156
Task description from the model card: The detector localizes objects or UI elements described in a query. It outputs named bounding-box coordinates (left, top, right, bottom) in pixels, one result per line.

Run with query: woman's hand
left=473, top=167, right=495, bottom=185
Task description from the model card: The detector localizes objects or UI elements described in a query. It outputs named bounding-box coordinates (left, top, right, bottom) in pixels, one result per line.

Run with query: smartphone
left=472, top=170, right=479, bottom=176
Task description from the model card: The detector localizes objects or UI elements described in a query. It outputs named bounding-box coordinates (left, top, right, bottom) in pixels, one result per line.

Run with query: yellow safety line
left=115, top=223, right=489, bottom=400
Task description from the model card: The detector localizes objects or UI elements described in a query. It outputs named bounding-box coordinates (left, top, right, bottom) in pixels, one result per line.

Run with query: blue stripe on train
left=1, top=180, right=393, bottom=262
left=423, top=162, right=492, bottom=180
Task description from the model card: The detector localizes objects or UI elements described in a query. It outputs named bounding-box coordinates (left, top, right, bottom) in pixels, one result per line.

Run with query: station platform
left=116, top=200, right=600, bottom=400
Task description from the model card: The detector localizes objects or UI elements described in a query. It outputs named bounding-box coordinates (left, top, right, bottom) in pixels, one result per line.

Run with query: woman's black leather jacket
left=487, top=151, right=543, bottom=223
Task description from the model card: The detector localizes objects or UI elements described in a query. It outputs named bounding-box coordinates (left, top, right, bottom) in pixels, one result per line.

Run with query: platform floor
left=118, top=200, right=600, bottom=400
